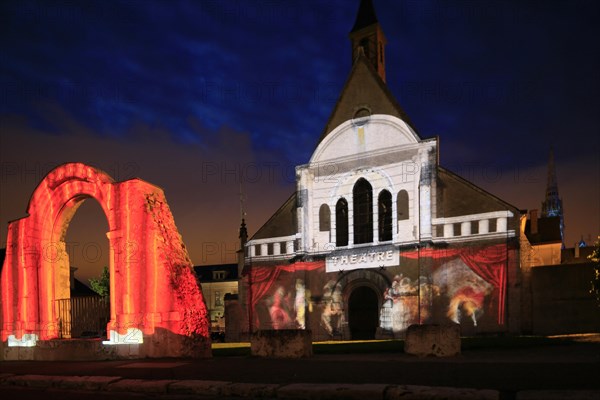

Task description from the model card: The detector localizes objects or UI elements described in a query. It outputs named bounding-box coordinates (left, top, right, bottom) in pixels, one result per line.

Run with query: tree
left=588, top=237, right=600, bottom=307
left=89, top=266, right=110, bottom=297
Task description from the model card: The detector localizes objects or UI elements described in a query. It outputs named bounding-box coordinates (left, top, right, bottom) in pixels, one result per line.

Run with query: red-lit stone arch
left=1, top=163, right=210, bottom=357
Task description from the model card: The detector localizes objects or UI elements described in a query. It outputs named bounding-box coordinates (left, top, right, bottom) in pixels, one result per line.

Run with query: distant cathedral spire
left=350, top=0, right=387, bottom=82
left=541, top=147, right=564, bottom=247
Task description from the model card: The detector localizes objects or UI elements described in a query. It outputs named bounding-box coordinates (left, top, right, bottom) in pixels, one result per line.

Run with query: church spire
left=239, top=182, right=248, bottom=249
left=239, top=218, right=248, bottom=249
left=541, top=147, right=564, bottom=247
left=237, top=183, right=248, bottom=276
left=349, top=0, right=387, bottom=82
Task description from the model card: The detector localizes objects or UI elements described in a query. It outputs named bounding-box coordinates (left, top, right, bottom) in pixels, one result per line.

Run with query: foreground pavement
left=1, top=338, right=599, bottom=399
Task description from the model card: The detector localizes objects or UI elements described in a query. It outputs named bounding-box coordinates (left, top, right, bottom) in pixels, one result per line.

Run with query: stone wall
left=251, top=330, right=312, bottom=358
left=404, top=324, right=461, bottom=357
left=529, top=263, right=599, bottom=335
left=224, top=295, right=244, bottom=342
left=2, top=331, right=211, bottom=361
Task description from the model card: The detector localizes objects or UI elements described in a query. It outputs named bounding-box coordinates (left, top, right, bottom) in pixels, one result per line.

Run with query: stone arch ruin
left=1, top=163, right=210, bottom=358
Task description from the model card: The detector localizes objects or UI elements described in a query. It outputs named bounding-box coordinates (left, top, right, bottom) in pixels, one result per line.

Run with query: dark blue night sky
left=1, top=0, right=598, bottom=278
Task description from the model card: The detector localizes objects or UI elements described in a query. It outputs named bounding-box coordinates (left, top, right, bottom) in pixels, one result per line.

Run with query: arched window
left=378, top=190, right=392, bottom=241
left=360, top=37, right=370, bottom=58
left=336, top=198, right=348, bottom=246
left=353, top=178, right=373, bottom=244
left=397, top=190, right=409, bottom=220
left=319, top=204, right=330, bottom=231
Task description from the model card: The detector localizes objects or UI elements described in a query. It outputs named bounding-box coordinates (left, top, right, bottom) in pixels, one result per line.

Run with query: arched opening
left=353, top=178, right=373, bottom=244
left=336, top=198, right=348, bottom=246
left=397, top=190, right=409, bottom=220
left=348, top=286, right=379, bottom=340
left=2, top=163, right=210, bottom=358
left=60, top=198, right=110, bottom=339
left=360, top=37, right=370, bottom=58
left=378, top=190, right=392, bottom=241
left=319, top=204, right=331, bottom=231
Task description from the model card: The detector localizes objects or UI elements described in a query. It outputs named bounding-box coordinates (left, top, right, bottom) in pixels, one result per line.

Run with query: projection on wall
left=244, top=261, right=325, bottom=331
left=244, top=244, right=512, bottom=338
left=400, top=244, right=511, bottom=327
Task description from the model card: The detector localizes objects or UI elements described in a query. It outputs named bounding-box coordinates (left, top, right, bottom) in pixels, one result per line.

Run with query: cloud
left=0, top=107, right=296, bottom=282
left=455, top=153, right=600, bottom=247
left=2, top=0, right=599, bottom=281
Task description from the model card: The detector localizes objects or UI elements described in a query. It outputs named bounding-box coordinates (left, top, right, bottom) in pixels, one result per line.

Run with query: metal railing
left=56, top=296, right=110, bottom=339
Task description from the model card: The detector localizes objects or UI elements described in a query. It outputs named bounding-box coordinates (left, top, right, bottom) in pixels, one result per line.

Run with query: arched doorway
left=348, top=286, right=379, bottom=340
left=59, top=198, right=110, bottom=339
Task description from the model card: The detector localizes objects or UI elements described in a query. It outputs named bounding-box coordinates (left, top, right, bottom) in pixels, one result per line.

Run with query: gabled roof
left=436, top=166, right=520, bottom=217
left=316, top=51, right=417, bottom=147
left=193, top=263, right=239, bottom=282
left=251, top=192, right=297, bottom=240
left=524, top=216, right=562, bottom=245
left=72, top=278, right=100, bottom=297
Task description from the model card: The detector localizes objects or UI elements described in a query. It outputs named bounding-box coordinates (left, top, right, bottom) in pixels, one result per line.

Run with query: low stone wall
left=404, top=324, right=461, bottom=357
left=3, top=339, right=119, bottom=361
left=224, top=295, right=243, bottom=342
left=251, top=330, right=312, bottom=358
left=2, top=332, right=211, bottom=361
left=529, top=263, right=600, bottom=335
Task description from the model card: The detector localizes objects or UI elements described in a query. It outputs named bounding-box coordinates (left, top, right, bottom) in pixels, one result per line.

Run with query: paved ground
left=1, top=337, right=599, bottom=399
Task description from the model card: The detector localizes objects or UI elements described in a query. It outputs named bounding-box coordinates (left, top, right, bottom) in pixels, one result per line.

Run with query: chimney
left=530, top=209, right=538, bottom=234
left=69, top=267, right=78, bottom=290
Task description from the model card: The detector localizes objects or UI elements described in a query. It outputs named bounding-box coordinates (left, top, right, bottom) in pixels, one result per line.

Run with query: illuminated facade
left=1, top=163, right=210, bottom=358
left=194, top=264, right=239, bottom=333
left=234, top=0, right=521, bottom=340
left=520, top=209, right=562, bottom=267
left=519, top=150, right=565, bottom=267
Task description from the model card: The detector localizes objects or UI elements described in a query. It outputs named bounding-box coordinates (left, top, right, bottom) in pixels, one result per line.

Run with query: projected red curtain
left=401, top=244, right=510, bottom=324
left=243, top=261, right=325, bottom=327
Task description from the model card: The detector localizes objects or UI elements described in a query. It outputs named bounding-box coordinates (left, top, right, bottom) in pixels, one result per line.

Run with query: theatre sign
left=325, top=246, right=400, bottom=272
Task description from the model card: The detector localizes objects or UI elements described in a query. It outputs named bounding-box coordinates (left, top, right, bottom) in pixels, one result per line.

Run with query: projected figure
left=389, top=275, right=418, bottom=332
left=294, top=279, right=306, bottom=329
left=433, top=258, right=493, bottom=327
left=379, top=275, right=439, bottom=333
left=447, top=286, right=487, bottom=326
left=379, top=287, right=393, bottom=331
left=269, top=286, right=292, bottom=329
left=321, top=280, right=343, bottom=336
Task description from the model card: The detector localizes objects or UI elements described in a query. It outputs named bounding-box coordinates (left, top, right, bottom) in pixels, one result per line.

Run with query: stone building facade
left=229, top=0, right=521, bottom=341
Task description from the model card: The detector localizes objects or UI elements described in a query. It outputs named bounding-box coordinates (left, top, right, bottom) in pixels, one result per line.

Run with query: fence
left=56, top=296, right=110, bottom=339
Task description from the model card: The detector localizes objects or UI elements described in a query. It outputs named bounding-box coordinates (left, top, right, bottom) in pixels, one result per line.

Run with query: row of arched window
left=318, top=178, right=410, bottom=246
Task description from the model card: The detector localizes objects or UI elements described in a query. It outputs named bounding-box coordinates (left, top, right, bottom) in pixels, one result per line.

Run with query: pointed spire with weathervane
left=541, top=147, right=564, bottom=247
left=317, top=0, right=416, bottom=145
left=350, top=0, right=387, bottom=82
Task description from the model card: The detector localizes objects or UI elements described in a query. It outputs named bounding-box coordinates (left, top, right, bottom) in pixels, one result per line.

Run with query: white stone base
left=102, top=328, right=144, bottom=345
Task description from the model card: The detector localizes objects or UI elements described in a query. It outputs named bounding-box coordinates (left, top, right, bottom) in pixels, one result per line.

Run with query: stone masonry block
left=404, top=324, right=461, bottom=357
left=251, top=330, right=312, bottom=358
